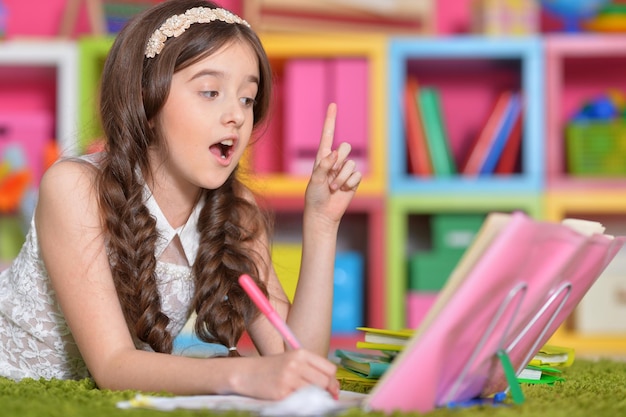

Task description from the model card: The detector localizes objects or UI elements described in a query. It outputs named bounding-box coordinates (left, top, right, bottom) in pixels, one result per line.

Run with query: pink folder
left=283, top=59, right=328, bottom=175
left=328, top=58, right=369, bottom=174
left=406, top=291, right=438, bottom=329
left=252, top=79, right=284, bottom=174
left=282, top=58, right=369, bottom=176
left=364, top=212, right=623, bottom=414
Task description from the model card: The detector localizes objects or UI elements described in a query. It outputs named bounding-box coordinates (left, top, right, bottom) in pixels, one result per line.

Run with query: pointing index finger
left=315, top=103, right=337, bottom=165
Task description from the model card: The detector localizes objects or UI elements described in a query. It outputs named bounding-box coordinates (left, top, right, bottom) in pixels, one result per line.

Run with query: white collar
left=143, top=186, right=203, bottom=266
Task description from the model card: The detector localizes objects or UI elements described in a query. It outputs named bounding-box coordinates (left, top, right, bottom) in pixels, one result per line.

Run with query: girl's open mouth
left=210, top=139, right=235, bottom=162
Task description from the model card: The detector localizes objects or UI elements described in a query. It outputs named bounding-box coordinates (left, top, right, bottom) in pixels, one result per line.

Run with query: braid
left=192, top=173, right=270, bottom=356
left=95, top=5, right=176, bottom=353
left=98, top=152, right=173, bottom=353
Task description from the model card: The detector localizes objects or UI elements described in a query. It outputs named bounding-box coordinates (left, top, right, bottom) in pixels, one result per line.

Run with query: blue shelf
left=387, top=36, right=544, bottom=195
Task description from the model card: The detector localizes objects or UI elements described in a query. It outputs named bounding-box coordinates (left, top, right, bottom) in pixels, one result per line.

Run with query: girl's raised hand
left=305, top=103, right=362, bottom=225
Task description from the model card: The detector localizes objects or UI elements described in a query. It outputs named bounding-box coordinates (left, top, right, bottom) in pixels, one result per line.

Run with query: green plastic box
left=431, top=213, right=485, bottom=252
left=408, top=250, right=464, bottom=292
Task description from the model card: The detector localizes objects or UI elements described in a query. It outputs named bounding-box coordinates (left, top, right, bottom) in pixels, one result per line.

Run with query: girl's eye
left=201, top=91, right=219, bottom=98
left=241, top=97, right=256, bottom=107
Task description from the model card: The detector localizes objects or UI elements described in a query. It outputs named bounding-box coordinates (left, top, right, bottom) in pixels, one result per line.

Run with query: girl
left=0, top=0, right=361, bottom=400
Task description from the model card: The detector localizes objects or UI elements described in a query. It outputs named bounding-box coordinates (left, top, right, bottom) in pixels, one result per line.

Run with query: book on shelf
left=335, top=349, right=392, bottom=379
left=461, top=91, right=511, bottom=176
left=494, top=107, right=523, bottom=175
left=479, top=92, right=522, bottom=175
left=403, top=76, right=432, bottom=176
left=418, top=87, right=456, bottom=176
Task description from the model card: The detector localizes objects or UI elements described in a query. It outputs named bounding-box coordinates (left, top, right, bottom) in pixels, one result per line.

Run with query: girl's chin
left=198, top=170, right=236, bottom=190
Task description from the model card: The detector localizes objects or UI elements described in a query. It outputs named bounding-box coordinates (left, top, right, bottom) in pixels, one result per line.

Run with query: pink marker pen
left=238, top=274, right=302, bottom=349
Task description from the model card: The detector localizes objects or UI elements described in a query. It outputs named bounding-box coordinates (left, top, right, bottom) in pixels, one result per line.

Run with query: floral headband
left=145, top=7, right=251, bottom=58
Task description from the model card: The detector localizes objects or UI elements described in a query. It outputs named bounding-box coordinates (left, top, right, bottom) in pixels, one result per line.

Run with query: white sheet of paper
left=116, top=385, right=366, bottom=416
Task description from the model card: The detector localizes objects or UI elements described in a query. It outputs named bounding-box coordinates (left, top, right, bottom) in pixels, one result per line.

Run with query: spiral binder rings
left=364, top=211, right=624, bottom=414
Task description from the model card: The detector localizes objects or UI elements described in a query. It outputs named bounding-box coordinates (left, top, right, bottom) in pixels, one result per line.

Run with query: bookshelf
left=545, top=34, right=626, bottom=190
left=2, top=32, right=625, bottom=354
left=387, top=36, right=544, bottom=195
left=384, top=34, right=626, bottom=356
left=0, top=40, right=78, bottom=261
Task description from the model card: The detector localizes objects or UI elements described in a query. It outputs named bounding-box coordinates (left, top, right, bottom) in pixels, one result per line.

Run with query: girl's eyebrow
left=188, top=69, right=259, bottom=85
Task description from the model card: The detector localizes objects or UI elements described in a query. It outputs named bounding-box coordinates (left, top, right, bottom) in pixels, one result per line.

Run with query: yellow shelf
left=259, top=33, right=388, bottom=197
left=245, top=172, right=383, bottom=197
left=549, top=328, right=626, bottom=357
left=545, top=190, right=626, bottom=221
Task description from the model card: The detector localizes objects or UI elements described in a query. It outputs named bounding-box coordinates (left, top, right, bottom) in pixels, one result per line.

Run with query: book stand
left=508, top=282, right=572, bottom=377
left=443, top=282, right=528, bottom=407
left=445, top=280, right=573, bottom=408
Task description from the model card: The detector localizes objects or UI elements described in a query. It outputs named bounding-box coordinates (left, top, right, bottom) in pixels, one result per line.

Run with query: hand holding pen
left=238, top=274, right=339, bottom=400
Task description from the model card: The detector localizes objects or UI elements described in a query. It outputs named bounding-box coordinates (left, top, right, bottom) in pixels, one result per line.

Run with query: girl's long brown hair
left=96, top=0, right=274, bottom=355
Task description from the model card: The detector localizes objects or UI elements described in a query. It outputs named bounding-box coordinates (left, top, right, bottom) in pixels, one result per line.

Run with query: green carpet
left=0, top=358, right=625, bottom=416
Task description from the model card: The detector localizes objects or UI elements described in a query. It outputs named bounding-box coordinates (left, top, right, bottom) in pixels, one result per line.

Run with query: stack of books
left=335, top=327, right=412, bottom=379
left=336, top=326, right=574, bottom=386
left=517, top=345, right=575, bottom=385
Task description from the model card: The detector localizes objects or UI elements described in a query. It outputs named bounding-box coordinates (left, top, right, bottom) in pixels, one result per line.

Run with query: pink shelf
left=545, top=34, right=626, bottom=190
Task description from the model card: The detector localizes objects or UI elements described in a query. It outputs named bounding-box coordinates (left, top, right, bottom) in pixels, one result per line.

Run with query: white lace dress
left=0, top=170, right=223, bottom=381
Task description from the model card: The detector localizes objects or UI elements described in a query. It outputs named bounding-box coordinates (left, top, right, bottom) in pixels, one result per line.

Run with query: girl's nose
left=220, top=98, right=245, bottom=127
